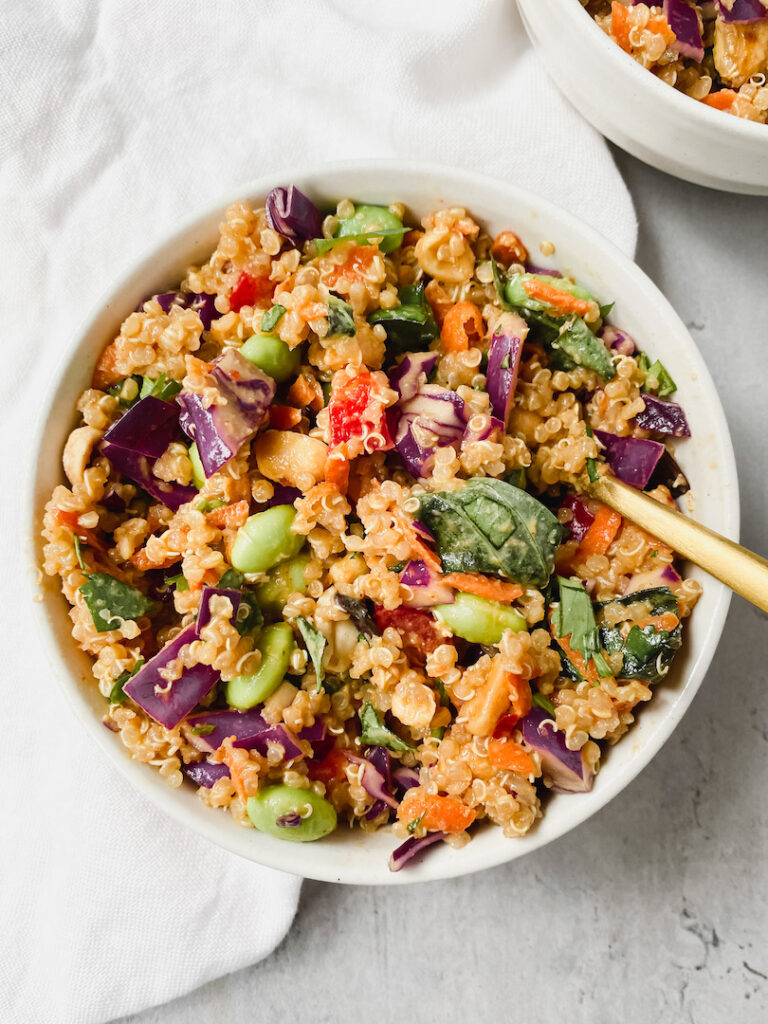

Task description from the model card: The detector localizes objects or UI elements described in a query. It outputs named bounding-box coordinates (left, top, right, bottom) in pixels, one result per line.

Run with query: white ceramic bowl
left=517, top=0, right=768, bottom=194
left=28, top=160, right=739, bottom=884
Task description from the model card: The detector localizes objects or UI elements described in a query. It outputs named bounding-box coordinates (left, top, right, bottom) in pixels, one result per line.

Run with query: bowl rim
left=551, top=0, right=768, bottom=143
left=25, top=158, right=740, bottom=885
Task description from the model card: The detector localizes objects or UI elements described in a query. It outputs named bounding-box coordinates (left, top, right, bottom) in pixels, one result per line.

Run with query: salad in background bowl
left=29, top=162, right=737, bottom=884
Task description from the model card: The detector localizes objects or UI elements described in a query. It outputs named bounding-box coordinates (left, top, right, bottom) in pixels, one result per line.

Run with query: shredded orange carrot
left=129, top=548, right=179, bottom=572
left=491, top=230, right=529, bottom=267
left=424, top=280, right=453, bottom=327
left=647, top=14, right=675, bottom=44
left=206, top=500, right=249, bottom=530
left=440, top=301, right=485, bottom=353
left=297, top=301, right=328, bottom=322
left=392, top=508, right=442, bottom=574
left=441, top=573, right=523, bottom=603
left=397, top=790, right=476, bottom=834
left=575, top=506, right=622, bottom=560
left=218, top=739, right=247, bottom=801
left=522, top=278, right=594, bottom=318
left=611, top=1, right=631, bottom=51
left=703, top=90, right=737, bottom=111
left=324, top=245, right=378, bottom=287
left=287, top=373, right=324, bottom=411
left=509, top=673, right=532, bottom=718
left=53, top=508, right=109, bottom=555
left=487, top=738, right=537, bottom=775
left=634, top=612, right=680, bottom=632
left=269, top=404, right=303, bottom=430
left=325, top=446, right=350, bottom=494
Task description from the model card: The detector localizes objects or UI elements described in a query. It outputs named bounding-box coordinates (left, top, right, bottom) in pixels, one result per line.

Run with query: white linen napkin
left=0, top=1, right=636, bottom=1022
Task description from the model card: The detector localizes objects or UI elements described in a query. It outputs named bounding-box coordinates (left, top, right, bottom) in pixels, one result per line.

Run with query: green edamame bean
left=336, top=203, right=404, bottom=254
left=226, top=622, right=295, bottom=709
left=254, top=553, right=311, bottom=615
left=246, top=785, right=337, bottom=842
left=433, top=592, right=527, bottom=644
left=189, top=442, right=205, bottom=489
left=231, top=505, right=305, bottom=574
left=240, top=333, right=301, bottom=383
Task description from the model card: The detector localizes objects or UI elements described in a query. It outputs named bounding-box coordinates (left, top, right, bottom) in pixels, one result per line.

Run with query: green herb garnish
left=359, top=702, right=415, bottom=753
left=326, top=295, right=356, bottom=337
left=190, top=723, right=216, bottom=736
left=407, top=812, right=425, bottom=834
left=296, top=616, right=327, bottom=691
left=261, top=304, right=287, bottom=332
left=532, top=691, right=556, bottom=716
left=80, top=574, right=157, bottom=633
left=109, top=659, right=145, bottom=705
left=139, top=372, right=182, bottom=402
left=368, top=282, right=439, bottom=358
left=552, top=576, right=612, bottom=679
left=165, top=573, right=189, bottom=593
left=642, top=359, right=676, bottom=398
left=196, top=498, right=226, bottom=514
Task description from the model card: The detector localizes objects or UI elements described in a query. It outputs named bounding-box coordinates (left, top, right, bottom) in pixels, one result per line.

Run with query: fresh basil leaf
left=261, top=304, right=286, bottom=332
left=416, top=478, right=564, bottom=588
left=642, top=359, right=676, bottom=398
left=139, top=372, right=182, bottom=401
left=368, top=282, right=439, bottom=359
left=109, top=659, right=145, bottom=704
left=598, top=604, right=682, bottom=685
left=595, top=586, right=679, bottom=617
left=491, top=257, right=514, bottom=311
left=235, top=593, right=264, bottom=637
left=73, top=535, right=86, bottom=572
left=326, top=295, right=356, bottom=337
left=80, top=573, right=157, bottom=632
left=219, top=569, right=245, bottom=589
left=334, top=594, right=379, bottom=637
left=359, top=702, right=415, bottom=752
left=552, top=316, right=616, bottom=380
left=165, top=573, right=189, bottom=593
left=552, top=576, right=612, bottom=678
left=532, top=691, right=556, bottom=716
left=599, top=301, right=614, bottom=320
left=296, top=616, right=327, bottom=690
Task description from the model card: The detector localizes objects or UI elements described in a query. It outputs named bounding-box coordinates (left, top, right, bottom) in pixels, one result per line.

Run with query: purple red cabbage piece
left=634, top=395, right=690, bottom=438
left=141, top=291, right=219, bottom=330
left=486, top=320, right=523, bottom=429
left=177, top=349, right=275, bottom=477
left=387, top=382, right=468, bottom=478
left=185, top=709, right=302, bottom=761
left=715, top=0, right=767, bottom=24
left=102, top=396, right=179, bottom=459
left=344, top=750, right=399, bottom=815
left=100, top=441, right=197, bottom=511
left=463, top=414, right=503, bottom=446
left=521, top=707, right=594, bottom=793
left=594, top=429, right=666, bottom=489
left=196, top=586, right=242, bottom=631
left=184, top=760, right=231, bottom=788
left=389, top=352, right=437, bottom=402
left=122, top=625, right=219, bottom=729
left=400, top=559, right=455, bottom=607
left=388, top=831, right=445, bottom=872
left=265, top=186, right=323, bottom=246
left=624, top=563, right=681, bottom=594
left=560, top=493, right=595, bottom=542
left=664, top=0, right=704, bottom=61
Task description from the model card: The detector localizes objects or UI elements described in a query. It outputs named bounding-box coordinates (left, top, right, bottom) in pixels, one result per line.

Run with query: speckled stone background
left=118, top=151, right=768, bottom=1024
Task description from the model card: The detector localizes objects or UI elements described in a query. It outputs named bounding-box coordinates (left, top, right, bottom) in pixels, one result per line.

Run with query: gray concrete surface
left=119, top=150, right=768, bottom=1024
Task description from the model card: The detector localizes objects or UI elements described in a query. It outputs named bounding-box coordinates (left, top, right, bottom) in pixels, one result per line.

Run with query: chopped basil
left=491, top=257, right=514, bottom=311
left=190, top=723, right=216, bottom=736
left=235, top=594, right=263, bottom=637
left=334, top=593, right=378, bottom=637
left=196, top=498, right=226, bottom=513
left=407, top=812, right=425, bottom=834
left=416, top=478, right=564, bottom=588
left=326, top=295, right=356, bottom=337
left=368, top=282, right=439, bottom=359
left=296, top=616, right=327, bottom=690
left=108, top=375, right=142, bottom=407
left=434, top=679, right=452, bottom=708
left=389, top=561, right=406, bottom=573
left=80, top=573, right=157, bottom=633
left=109, top=659, right=145, bottom=705
left=532, top=691, right=556, bottom=716
left=218, top=569, right=245, bottom=589
left=359, top=702, right=415, bottom=752
left=430, top=726, right=445, bottom=741
left=597, top=587, right=682, bottom=685
left=261, top=304, right=287, bottom=332
left=586, top=458, right=599, bottom=483
left=642, top=358, right=676, bottom=398
left=165, top=573, right=189, bottom=593
left=73, top=535, right=86, bottom=572
left=139, top=372, right=182, bottom=402
left=552, top=576, right=612, bottom=679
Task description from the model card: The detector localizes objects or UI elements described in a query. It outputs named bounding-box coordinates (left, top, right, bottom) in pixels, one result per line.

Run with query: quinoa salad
left=583, top=1, right=768, bottom=122
left=42, top=187, right=700, bottom=871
